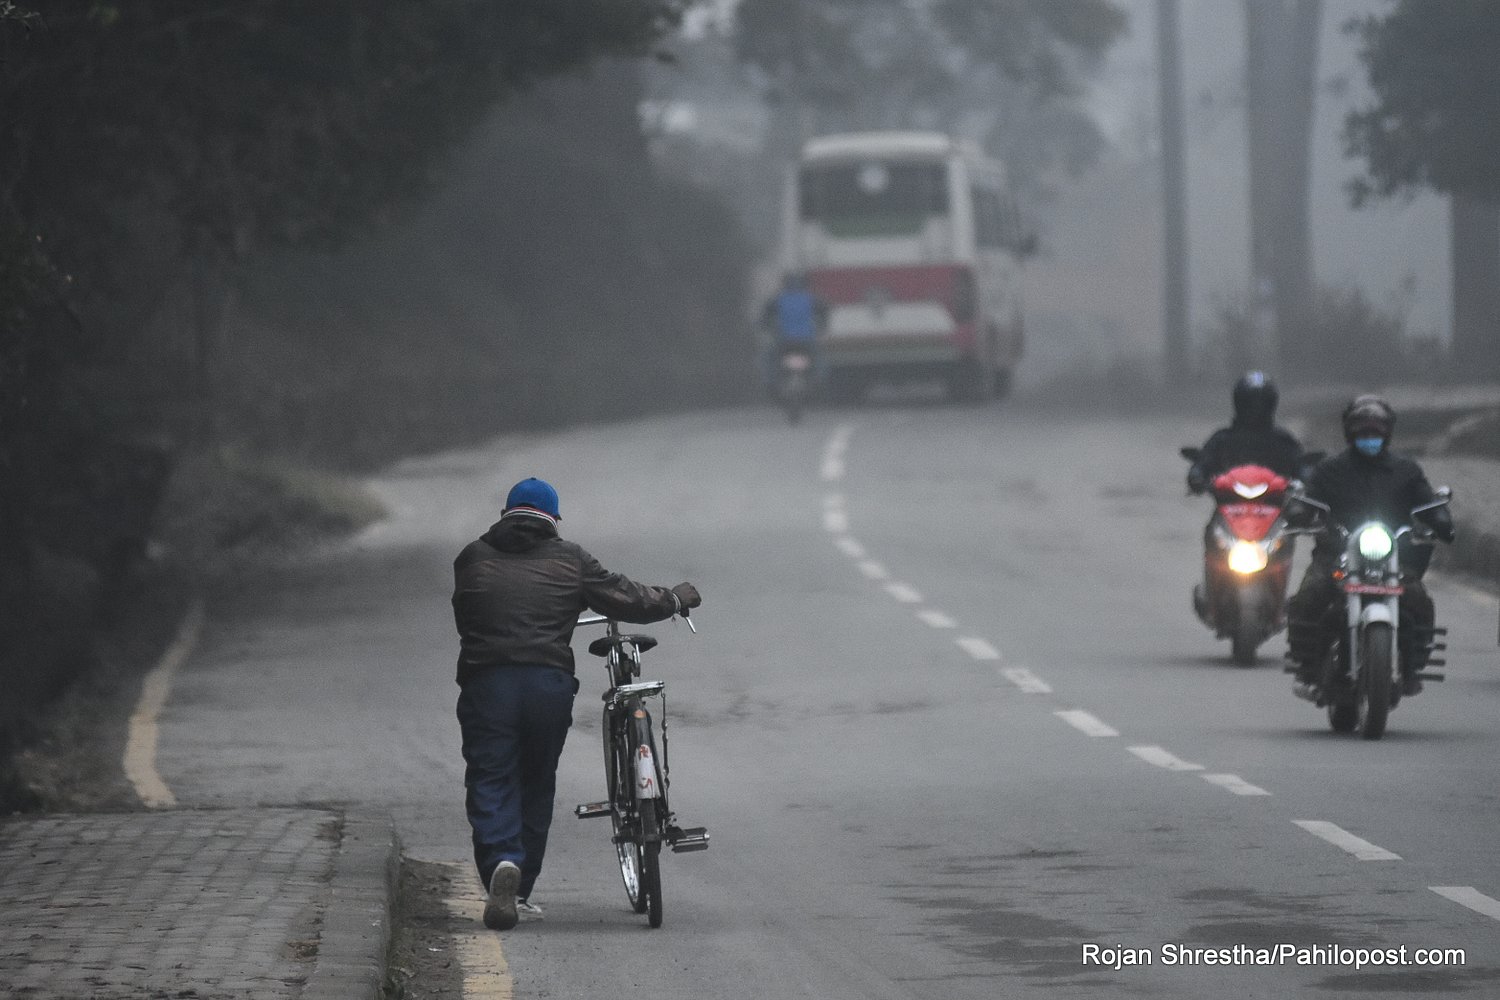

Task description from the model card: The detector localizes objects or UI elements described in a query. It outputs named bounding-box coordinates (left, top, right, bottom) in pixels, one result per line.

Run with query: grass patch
left=154, top=448, right=387, bottom=574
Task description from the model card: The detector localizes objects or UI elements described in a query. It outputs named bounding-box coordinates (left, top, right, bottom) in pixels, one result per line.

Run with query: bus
left=779, top=130, right=1031, bottom=402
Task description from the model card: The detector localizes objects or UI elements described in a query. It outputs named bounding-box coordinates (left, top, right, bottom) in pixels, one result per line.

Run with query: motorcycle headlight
left=1357, top=525, right=1394, bottom=561
left=1227, top=540, right=1269, bottom=574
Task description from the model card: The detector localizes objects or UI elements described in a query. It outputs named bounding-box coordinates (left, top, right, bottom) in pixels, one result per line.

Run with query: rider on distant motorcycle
left=1187, top=372, right=1304, bottom=622
left=1186, top=372, right=1304, bottom=493
left=1286, top=395, right=1456, bottom=695
left=760, top=272, right=828, bottom=387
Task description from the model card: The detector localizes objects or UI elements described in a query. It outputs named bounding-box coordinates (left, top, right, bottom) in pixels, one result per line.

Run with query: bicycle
left=574, top=611, right=708, bottom=928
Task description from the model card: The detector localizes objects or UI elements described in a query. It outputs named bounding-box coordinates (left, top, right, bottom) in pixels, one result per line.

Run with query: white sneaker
left=483, top=862, right=520, bottom=930
left=516, top=897, right=544, bottom=921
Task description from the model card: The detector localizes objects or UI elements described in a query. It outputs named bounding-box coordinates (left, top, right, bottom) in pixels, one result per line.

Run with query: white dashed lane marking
left=1293, top=820, right=1401, bottom=861
left=916, top=609, right=956, bottom=629
left=1430, top=886, right=1500, bottom=922
left=1128, top=746, right=1204, bottom=771
left=999, top=666, right=1052, bottom=694
left=858, top=560, right=889, bottom=581
left=885, top=582, right=923, bottom=603
left=823, top=509, right=849, bottom=532
left=820, top=423, right=854, bottom=482
left=955, top=636, right=1002, bottom=661
left=1054, top=710, right=1119, bottom=738
left=1200, top=773, right=1271, bottom=796
left=834, top=536, right=866, bottom=558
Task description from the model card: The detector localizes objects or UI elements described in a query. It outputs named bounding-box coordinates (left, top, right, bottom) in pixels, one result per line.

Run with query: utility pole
left=1156, top=0, right=1190, bottom=383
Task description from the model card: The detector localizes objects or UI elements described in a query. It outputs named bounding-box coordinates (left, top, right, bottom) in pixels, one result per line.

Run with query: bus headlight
left=1357, top=525, right=1394, bottom=561
left=1227, top=540, right=1269, bottom=574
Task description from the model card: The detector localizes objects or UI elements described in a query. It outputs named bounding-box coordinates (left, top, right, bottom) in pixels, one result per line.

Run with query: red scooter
left=1181, top=453, right=1297, bottom=665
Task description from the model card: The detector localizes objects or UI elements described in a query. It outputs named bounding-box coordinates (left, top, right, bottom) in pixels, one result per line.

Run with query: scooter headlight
left=1227, top=540, right=1269, bottom=574
left=1357, top=524, right=1393, bottom=561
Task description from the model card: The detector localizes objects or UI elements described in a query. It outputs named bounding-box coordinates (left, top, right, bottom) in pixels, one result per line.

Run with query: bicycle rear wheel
left=604, top=710, right=648, bottom=913
left=640, top=800, right=663, bottom=928
left=632, top=709, right=666, bottom=928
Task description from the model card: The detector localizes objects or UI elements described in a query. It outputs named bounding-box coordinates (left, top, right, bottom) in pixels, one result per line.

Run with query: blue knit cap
left=504, top=477, right=560, bottom=520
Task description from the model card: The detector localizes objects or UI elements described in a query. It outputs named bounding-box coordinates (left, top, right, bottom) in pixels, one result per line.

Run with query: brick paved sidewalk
left=0, top=808, right=398, bottom=1000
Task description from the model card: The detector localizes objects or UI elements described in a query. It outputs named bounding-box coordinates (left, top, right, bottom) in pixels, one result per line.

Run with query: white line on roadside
left=1054, top=709, right=1119, bottom=738
left=885, top=582, right=923, bottom=603
left=124, top=599, right=206, bottom=809
left=1293, top=820, right=1401, bottom=860
left=916, top=609, right=957, bottom=629
left=1430, top=886, right=1500, bottom=922
left=823, top=509, right=849, bottom=532
left=823, top=493, right=845, bottom=511
left=445, top=864, right=515, bottom=998
left=955, top=636, right=1002, bottom=661
left=1200, top=773, right=1271, bottom=796
left=1128, top=746, right=1205, bottom=772
left=834, top=536, right=866, bottom=559
left=858, top=560, right=889, bottom=580
left=999, top=666, right=1052, bottom=694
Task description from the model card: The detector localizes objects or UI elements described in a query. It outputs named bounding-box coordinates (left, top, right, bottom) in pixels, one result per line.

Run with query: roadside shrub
left=152, top=449, right=386, bottom=575
left=1196, top=282, right=1420, bottom=384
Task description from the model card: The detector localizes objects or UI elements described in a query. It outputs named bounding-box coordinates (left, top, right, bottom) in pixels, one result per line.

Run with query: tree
left=733, top=0, right=1126, bottom=196
left=0, top=0, right=696, bottom=739
left=1244, top=0, right=1322, bottom=373
left=1344, top=0, right=1500, bottom=378
left=0, top=0, right=692, bottom=435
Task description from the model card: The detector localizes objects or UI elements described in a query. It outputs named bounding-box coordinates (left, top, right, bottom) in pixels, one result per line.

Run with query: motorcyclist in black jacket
left=1286, top=395, right=1456, bottom=696
left=1186, top=372, right=1304, bottom=493
left=1187, top=373, right=1304, bottom=622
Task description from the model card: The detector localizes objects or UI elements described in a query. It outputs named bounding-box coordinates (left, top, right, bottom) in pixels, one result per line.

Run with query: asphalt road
left=155, top=401, right=1500, bottom=997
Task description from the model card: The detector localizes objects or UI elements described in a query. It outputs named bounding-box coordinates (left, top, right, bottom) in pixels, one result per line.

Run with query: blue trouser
left=457, top=665, right=578, bottom=898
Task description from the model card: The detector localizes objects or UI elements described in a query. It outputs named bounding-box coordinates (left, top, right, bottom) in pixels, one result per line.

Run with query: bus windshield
left=798, top=159, right=948, bottom=238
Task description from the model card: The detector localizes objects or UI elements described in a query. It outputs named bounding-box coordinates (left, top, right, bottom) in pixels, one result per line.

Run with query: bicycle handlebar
left=576, top=609, right=698, bottom=633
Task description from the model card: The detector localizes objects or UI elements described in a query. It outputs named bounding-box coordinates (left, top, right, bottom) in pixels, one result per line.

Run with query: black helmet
left=1232, top=371, right=1278, bottom=427
left=1342, top=394, right=1396, bottom=442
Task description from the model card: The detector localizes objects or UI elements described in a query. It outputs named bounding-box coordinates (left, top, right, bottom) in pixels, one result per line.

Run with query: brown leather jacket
left=451, top=513, right=679, bottom=683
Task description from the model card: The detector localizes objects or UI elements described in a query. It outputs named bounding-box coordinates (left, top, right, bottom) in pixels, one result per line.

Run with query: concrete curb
left=303, top=811, right=402, bottom=1000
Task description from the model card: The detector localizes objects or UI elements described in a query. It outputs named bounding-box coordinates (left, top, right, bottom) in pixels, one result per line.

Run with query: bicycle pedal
left=669, top=826, right=709, bottom=853
left=574, top=801, right=612, bottom=819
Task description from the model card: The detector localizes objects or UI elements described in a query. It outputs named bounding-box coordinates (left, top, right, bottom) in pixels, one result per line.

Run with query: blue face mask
left=1354, top=436, right=1385, bottom=457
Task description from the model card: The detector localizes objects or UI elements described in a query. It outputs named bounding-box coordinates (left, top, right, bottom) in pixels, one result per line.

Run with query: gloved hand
left=670, top=582, right=701, bottom=613
left=1186, top=469, right=1207, bottom=495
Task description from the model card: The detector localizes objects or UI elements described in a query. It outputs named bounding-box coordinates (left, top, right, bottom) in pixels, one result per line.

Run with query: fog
left=648, top=0, right=1456, bottom=387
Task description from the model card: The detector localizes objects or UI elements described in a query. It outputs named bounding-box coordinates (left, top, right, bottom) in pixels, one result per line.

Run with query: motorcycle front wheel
left=1230, top=626, right=1260, bottom=666
left=1357, top=622, right=1394, bottom=741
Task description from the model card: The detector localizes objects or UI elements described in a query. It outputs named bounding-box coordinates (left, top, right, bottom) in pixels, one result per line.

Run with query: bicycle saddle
left=588, top=634, right=658, bottom=658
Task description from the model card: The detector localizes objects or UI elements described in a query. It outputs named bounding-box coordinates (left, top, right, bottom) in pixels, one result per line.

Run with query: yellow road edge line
left=123, top=598, right=205, bottom=808
left=444, top=862, right=515, bottom=1000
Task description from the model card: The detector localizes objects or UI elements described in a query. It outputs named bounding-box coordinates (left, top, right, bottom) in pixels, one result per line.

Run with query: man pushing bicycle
left=451, top=477, right=702, bottom=931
